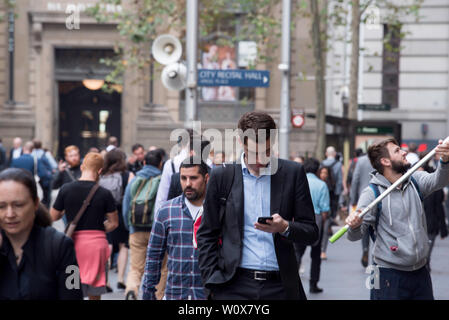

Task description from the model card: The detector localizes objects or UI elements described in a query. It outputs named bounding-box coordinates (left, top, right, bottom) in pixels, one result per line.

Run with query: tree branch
left=359, top=0, right=375, bottom=18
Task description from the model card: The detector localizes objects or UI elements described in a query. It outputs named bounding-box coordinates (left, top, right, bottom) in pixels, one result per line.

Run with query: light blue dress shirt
left=306, top=173, right=330, bottom=215
left=239, top=153, right=279, bottom=271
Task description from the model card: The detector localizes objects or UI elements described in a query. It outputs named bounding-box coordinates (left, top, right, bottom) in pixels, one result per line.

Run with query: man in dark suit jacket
left=197, top=112, right=319, bottom=300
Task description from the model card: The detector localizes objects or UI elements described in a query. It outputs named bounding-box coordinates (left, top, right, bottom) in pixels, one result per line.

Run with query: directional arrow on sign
left=198, top=69, right=270, bottom=87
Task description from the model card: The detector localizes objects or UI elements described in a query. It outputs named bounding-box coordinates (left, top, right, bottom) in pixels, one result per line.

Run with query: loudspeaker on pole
left=161, top=62, right=187, bottom=91
left=152, top=34, right=183, bottom=65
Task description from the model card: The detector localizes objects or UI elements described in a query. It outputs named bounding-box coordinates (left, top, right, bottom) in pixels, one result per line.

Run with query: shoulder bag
left=64, top=183, right=100, bottom=238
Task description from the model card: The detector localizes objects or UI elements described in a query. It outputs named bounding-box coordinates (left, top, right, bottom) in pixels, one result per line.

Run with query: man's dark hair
left=132, top=143, right=144, bottom=153
left=238, top=111, right=277, bottom=145
left=180, top=156, right=208, bottom=177
left=153, top=148, right=167, bottom=162
left=355, top=148, right=363, bottom=157
left=33, top=139, right=42, bottom=149
left=409, top=142, right=418, bottom=153
left=103, top=149, right=127, bottom=174
left=303, top=157, right=320, bottom=175
left=368, top=137, right=399, bottom=174
left=144, top=149, right=162, bottom=168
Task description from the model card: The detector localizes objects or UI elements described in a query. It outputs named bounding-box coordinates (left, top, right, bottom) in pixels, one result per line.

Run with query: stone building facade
left=326, top=0, right=449, bottom=152
left=0, top=0, right=320, bottom=159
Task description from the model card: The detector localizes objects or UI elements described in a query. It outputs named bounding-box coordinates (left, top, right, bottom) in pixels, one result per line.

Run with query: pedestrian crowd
left=1, top=112, right=449, bottom=301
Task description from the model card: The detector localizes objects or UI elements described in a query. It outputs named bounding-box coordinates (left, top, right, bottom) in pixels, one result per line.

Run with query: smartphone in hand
left=257, top=216, right=273, bottom=225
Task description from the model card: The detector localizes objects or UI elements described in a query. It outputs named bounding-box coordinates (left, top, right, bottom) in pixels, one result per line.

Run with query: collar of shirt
left=240, top=152, right=274, bottom=177
left=106, top=145, right=116, bottom=152
left=184, top=197, right=203, bottom=221
left=306, top=172, right=320, bottom=181
left=1, top=225, right=39, bottom=270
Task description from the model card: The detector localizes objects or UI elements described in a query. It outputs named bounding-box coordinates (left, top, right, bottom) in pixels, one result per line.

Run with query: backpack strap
left=130, top=177, right=149, bottom=225
left=142, top=177, right=156, bottom=224
left=65, top=168, right=77, bottom=182
left=368, top=183, right=382, bottom=242
left=121, top=171, right=130, bottom=196
left=171, top=160, right=176, bottom=174
left=329, top=159, right=338, bottom=168
left=410, top=176, right=424, bottom=202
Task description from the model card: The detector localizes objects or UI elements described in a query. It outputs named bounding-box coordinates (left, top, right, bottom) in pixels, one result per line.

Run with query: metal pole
left=149, top=60, right=154, bottom=105
left=279, top=0, right=291, bottom=160
left=185, top=0, right=198, bottom=129
left=7, top=5, right=15, bottom=105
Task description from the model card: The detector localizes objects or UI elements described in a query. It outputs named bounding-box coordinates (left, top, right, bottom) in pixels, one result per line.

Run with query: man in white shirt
left=106, top=136, right=119, bottom=152
left=154, top=130, right=212, bottom=214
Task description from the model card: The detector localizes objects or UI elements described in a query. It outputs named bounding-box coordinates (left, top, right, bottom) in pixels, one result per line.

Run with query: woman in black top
left=0, top=168, right=83, bottom=300
left=51, top=152, right=118, bottom=300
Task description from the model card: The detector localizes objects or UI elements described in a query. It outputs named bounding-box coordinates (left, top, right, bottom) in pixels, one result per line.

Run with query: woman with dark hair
left=99, top=149, right=134, bottom=290
left=0, top=168, right=83, bottom=300
left=318, top=166, right=334, bottom=193
left=317, top=166, right=334, bottom=260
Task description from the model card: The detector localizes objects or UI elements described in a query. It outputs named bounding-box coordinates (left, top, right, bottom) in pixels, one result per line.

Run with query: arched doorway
left=58, top=81, right=121, bottom=158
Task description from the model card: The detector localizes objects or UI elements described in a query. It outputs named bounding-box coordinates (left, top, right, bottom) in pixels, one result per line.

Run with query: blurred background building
left=0, top=0, right=319, bottom=159
left=325, top=0, right=449, bottom=154
left=0, top=0, right=448, bottom=160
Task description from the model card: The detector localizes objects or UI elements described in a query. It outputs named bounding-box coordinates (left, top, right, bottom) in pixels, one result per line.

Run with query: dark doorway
left=58, top=81, right=121, bottom=158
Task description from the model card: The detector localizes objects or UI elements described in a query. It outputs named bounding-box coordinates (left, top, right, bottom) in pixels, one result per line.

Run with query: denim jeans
left=370, top=266, right=434, bottom=300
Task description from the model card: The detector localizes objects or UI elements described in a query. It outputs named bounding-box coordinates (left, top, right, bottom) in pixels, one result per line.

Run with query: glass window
left=382, top=24, right=401, bottom=109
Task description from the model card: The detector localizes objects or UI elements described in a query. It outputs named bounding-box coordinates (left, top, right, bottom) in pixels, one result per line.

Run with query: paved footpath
left=302, top=226, right=449, bottom=300
left=53, top=219, right=449, bottom=300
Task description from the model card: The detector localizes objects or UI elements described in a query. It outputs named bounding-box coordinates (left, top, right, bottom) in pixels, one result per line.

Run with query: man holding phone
left=197, top=112, right=318, bottom=300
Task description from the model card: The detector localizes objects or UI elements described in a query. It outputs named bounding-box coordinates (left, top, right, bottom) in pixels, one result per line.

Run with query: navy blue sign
left=198, top=69, right=270, bottom=87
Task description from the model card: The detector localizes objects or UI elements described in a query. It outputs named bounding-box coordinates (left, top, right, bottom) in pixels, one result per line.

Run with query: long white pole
left=279, top=0, right=291, bottom=159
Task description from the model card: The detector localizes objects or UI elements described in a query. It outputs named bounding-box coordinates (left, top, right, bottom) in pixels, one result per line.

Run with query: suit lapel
left=270, top=159, right=284, bottom=216
left=232, top=164, right=245, bottom=233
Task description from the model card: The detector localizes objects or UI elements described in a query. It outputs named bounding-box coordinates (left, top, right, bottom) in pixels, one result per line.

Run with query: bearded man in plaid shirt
left=142, top=157, right=209, bottom=300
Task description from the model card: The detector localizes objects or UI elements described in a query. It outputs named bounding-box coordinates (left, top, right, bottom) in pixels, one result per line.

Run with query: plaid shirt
left=142, top=195, right=206, bottom=300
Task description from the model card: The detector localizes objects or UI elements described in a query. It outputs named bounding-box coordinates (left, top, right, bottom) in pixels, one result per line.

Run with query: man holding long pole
left=345, top=137, right=449, bottom=300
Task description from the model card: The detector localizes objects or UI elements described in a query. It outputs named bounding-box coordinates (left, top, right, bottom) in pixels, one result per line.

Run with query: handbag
left=33, top=155, right=44, bottom=201
left=64, top=183, right=100, bottom=238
